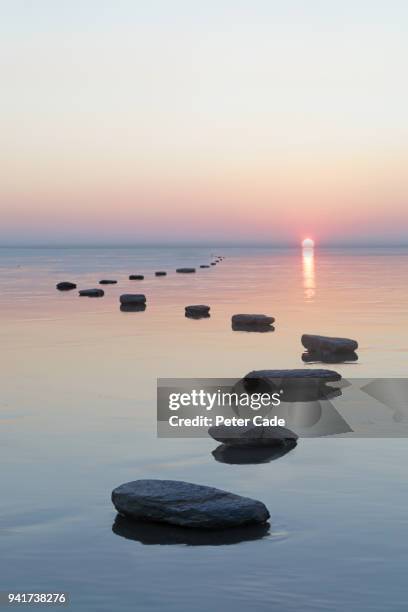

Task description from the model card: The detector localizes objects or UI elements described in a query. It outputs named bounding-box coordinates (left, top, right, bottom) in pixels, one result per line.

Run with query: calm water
left=1, top=246, right=408, bottom=611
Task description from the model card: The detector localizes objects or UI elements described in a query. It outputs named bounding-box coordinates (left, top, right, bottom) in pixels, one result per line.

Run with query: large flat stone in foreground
left=112, top=479, right=269, bottom=529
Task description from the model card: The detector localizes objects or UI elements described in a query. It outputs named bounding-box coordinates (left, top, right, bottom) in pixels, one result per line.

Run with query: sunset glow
left=302, top=238, right=315, bottom=249
left=1, top=1, right=408, bottom=246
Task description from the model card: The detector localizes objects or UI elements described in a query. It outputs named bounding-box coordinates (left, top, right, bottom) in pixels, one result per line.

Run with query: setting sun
left=302, top=238, right=315, bottom=248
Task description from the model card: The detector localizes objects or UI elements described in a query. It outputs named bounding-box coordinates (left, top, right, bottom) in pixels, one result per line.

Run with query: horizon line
left=1, top=242, right=408, bottom=249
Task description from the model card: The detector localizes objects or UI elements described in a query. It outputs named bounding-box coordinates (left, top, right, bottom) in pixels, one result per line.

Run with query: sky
left=1, top=0, right=408, bottom=246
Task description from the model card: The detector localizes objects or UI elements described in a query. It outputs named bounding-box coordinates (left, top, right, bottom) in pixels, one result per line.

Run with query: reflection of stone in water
left=212, top=440, right=297, bottom=465
left=120, top=304, right=146, bottom=312
left=185, top=313, right=211, bottom=320
left=302, top=247, right=315, bottom=301
left=231, top=322, right=275, bottom=333
left=287, top=402, right=322, bottom=427
left=302, top=350, right=358, bottom=364
left=361, top=379, right=408, bottom=423
left=112, top=515, right=270, bottom=546
left=280, top=400, right=352, bottom=436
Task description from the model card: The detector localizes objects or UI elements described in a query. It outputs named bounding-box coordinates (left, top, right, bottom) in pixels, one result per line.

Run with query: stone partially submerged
left=112, top=479, right=269, bottom=529
left=233, top=314, right=275, bottom=326
left=208, top=422, right=298, bottom=448
left=232, top=314, right=275, bottom=332
left=78, top=288, right=104, bottom=297
left=120, top=294, right=146, bottom=305
left=185, top=305, right=210, bottom=318
left=176, top=268, right=196, bottom=273
left=239, top=368, right=342, bottom=401
left=155, top=271, right=167, bottom=276
left=129, top=274, right=144, bottom=280
left=212, top=440, right=297, bottom=465
left=302, top=334, right=358, bottom=352
left=99, top=279, right=117, bottom=285
left=56, top=281, right=76, bottom=291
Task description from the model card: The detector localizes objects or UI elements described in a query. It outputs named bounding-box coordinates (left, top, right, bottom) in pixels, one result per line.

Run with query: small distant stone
left=185, top=305, right=210, bottom=318
left=155, top=271, right=167, bottom=276
left=129, top=275, right=144, bottom=280
left=208, top=422, right=298, bottom=448
left=56, top=282, right=76, bottom=291
left=302, top=334, right=358, bottom=352
left=99, top=279, right=117, bottom=285
left=200, top=265, right=210, bottom=268
left=111, top=479, right=270, bottom=529
left=176, top=268, right=196, bottom=273
left=78, top=288, right=104, bottom=297
left=120, top=294, right=146, bottom=305
left=210, top=263, right=217, bottom=266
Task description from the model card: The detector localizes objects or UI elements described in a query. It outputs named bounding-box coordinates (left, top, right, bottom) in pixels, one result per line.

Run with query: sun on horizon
left=302, top=238, right=315, bottom=248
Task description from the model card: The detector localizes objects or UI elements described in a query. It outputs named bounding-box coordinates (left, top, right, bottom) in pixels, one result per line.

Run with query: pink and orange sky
left=1, top=0, right=408, bottom=246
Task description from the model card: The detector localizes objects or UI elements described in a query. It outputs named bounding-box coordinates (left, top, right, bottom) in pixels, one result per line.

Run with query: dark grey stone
left=232, top=314, right=275, bottom=326
left=129, top=275, right=144, bottom=280
left=302, top=334, right=358, bottom=352
left=99, top=279, right=117, bottom=284
left=155, top=271, right=167, bottom=276
left=119, top=294, right=146, bottom=305
left=78, top=288, right=104, bottom=297
left=56, top=282, right=76, bottom=291
left=245, top=368, right=341, bottom=382
left=208, top=423, right=298, bottom=448
left=111, top=479, right=269, bottom=529
left=185, top=305, right=210, bottom=317
left=212, top=440, right=297, bottom=465
left=176, top=268, right=196, bottom=273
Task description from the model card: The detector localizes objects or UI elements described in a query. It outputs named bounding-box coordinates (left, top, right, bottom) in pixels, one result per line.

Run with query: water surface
left=1, top=247, right=407, bottom=611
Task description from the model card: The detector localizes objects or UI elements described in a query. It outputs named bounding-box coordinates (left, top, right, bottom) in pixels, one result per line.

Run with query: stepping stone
left=244, top=368, right=341, bottom=383
left=78, top=288, right=104, bottom=297
left=56, top=281, right=76, bottom=291
left=240, top=368, right=342, bottom=401
left=99, top=279, right=117, bottom=284
left=200, top=265, right=210, bottom=268
left=120, top=294, right=146, bottom=305
left=208, top=422, right=298, bottom=448
left=111, top=479, right=269, bottom=529
left=185, top=305, right=210, bottom=318
left=155, top=271, right=167, bottom=276
left=176, top=268, right=196, bottom=273
left=129, top=275, right=144, bottom=280
left=210, top=263, right=217, bottom=266
left=232, top=314, right=275, bottom=326
left=302, top=334, right=358, bottom=352
left=212, top=441, right=297, bottom=465
left=232, top=314, right=275, bottom=332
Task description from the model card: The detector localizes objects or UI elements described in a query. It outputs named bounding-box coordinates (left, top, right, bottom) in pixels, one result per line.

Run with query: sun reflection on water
left=302, top=247, right=315, bottom=301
